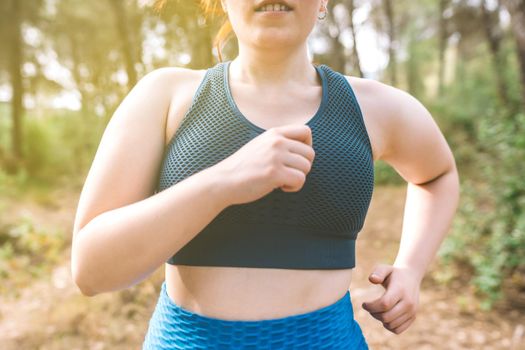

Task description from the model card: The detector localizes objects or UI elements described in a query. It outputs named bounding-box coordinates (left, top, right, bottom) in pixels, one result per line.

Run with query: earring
left=318, top=6, right=327, bottom=20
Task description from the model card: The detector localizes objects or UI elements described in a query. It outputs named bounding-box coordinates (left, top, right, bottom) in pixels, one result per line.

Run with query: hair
left=154, top=0, right=234, bottom=62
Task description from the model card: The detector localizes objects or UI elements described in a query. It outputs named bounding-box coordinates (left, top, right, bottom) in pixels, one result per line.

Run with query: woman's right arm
left=71, top=68, right=233, bottom=297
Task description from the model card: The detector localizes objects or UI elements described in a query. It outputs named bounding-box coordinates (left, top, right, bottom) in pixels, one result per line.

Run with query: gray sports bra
left=155, top=60, right=374, bottom=269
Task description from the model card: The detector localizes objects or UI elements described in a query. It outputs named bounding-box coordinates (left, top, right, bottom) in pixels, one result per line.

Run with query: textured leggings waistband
left=160, top=280, right=353, bottom=323
left=142, top=281, right=369, bottom=349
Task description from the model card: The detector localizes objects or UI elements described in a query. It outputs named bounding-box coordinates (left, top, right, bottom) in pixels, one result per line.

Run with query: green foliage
left=19, top=110, right=105, bottom=185
left=0, top=215, right=66, bottom=296
left=436, top=80, right=525, bottom=309
left=374, top=160, right=405, bottom=186
left=23, top=115, right=73, bottom=179
left=0, top=102, right=9, bottom=152
left=0, top=108, right=106, bottom=195
left=0, top=166, right=29, bottom=197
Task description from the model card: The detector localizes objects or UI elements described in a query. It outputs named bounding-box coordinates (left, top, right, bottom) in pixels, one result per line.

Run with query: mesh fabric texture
left=156, top=60, right=374, bottom=269
left=142, top=281, right=369, bottom=350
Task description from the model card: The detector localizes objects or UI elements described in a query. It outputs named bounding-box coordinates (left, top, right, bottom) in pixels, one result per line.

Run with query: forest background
left=0, top=0, right=524, bottom=349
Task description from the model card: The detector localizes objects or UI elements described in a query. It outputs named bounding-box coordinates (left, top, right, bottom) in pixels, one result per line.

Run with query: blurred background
left=0, top=0, right=524, bottom=349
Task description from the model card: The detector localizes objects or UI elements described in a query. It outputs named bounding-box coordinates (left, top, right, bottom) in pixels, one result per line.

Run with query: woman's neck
left=231, top=44, right=317, bottom=87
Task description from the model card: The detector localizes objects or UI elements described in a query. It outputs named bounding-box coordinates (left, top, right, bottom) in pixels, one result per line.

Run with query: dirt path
left=0, top=185, right=523, bottom=349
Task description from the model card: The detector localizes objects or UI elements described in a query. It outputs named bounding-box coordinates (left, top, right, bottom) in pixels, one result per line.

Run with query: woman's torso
left=161, top=65, right=383, bottom=321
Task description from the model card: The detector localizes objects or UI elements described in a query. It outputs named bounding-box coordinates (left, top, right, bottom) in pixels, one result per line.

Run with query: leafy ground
left=0, top=184, right=523, bottom=349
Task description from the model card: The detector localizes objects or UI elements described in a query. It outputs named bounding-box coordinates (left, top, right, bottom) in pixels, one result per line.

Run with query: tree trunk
left=326, top=0, right=346, bottom=73
left=502, top=0, right=525, bottom=109
left=481, top=0, right=509, bottom=105
left=191, top=14, right=214, bottom=69
left=67, top=35, right=91, bottom=119
left=383, top=0, right=397, bottom=85
left=349, top=0, right=364, bottom=77
left=438, top=0, right=449, bottom=96
left=108, top=0, right=137, bottom=91
left=8, top=0, right=24, bottom=165
left=406, top=32, right=421, bottom=97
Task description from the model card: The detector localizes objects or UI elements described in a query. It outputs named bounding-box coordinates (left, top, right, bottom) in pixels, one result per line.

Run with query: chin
left=251, top=31, right=297, bottom=47
left=254, top=40, right=296, bottom=50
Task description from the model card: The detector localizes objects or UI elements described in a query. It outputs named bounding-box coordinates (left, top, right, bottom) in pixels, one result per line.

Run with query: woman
left=71, top=0, right=460, bottom=349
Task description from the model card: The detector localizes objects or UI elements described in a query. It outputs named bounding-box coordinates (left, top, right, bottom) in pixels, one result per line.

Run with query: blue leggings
left=142, top=281, right=369, bottom=349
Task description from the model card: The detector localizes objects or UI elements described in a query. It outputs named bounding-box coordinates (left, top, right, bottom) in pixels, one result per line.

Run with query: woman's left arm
left=361, top=82, right=460, bottom=334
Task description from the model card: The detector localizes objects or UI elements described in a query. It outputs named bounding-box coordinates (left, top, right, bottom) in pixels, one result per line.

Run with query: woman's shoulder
left=144, top=66, right=210, bottom=146
left=342, top=74, right=432, bottom=163
left=140, top=66, right=209, bottom=95
left=342, top=74, right=412, bottom=117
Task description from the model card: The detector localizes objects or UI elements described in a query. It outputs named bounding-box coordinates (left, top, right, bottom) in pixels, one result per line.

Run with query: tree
left=480, top=0, right=509, bottom=105
left=108, top=0, right=143, bottom=91
left=502, top=0, right=525, bottom=108
left=49, top=0, right=131, bottom=119
left=383, top=0, right=397, bottom=85
left=438, top=0, right=450, bottom=96
left=348, top=0, right=364, bottom=78
left=0, top=0, right=44, bottom=169
left=155, top=0, right=215, bottom=68
left=6, top=0, right=23, bottom=164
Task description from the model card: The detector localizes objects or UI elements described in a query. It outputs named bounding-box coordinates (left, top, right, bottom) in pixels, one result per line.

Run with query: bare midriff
left=164, top=265, right=353, bottom=321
